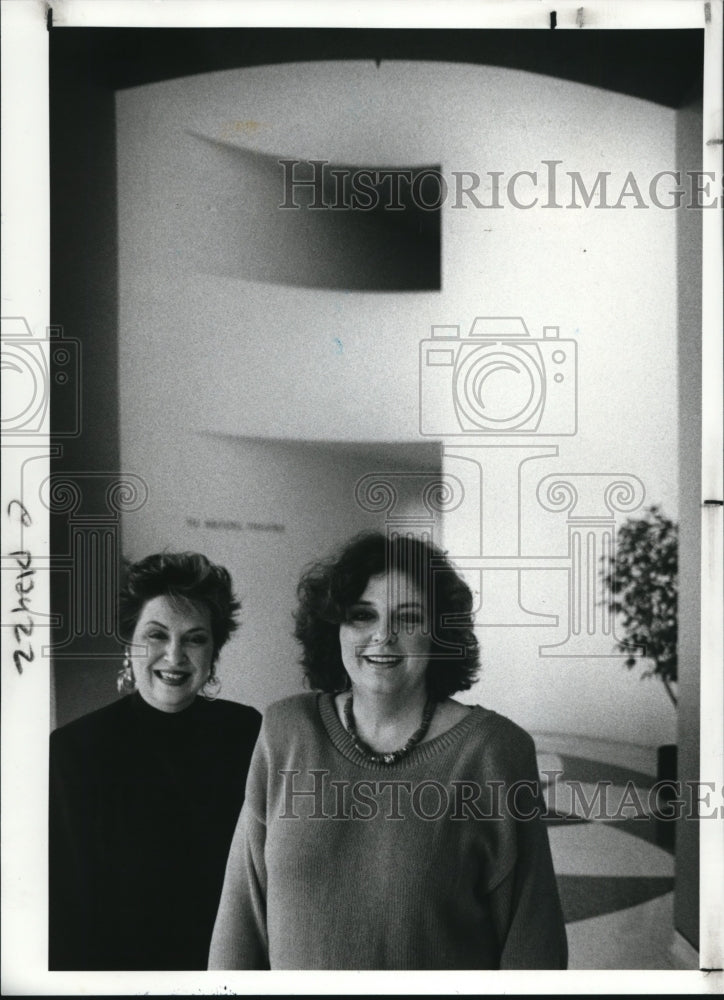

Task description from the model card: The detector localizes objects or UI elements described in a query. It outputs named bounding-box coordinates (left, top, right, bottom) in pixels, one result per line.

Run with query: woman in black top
left=49, top=551, right=261, bottom=970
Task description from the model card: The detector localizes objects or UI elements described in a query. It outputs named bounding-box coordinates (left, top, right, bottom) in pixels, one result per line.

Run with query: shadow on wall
left=187, top=135, right=441, bottom=290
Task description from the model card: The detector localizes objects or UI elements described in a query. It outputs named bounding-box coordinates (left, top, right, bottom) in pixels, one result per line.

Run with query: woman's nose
left=164, top=638, right=186, bottom=665
left=371, top=622, right=396, bottom=645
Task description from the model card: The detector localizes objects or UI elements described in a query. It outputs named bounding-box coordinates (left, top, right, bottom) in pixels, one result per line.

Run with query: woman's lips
left=362, top=655, right=403, bottom=668
left=154, top=669, right=191, bottom=686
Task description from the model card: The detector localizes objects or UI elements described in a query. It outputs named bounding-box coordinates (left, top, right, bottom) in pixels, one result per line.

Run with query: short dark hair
left=119, top=552, right=240, bottom=662
left=294, top=532, right=480, bottom=700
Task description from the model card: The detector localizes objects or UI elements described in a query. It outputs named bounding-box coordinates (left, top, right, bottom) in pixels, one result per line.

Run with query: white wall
left=117, top=61, right=679, bottom=744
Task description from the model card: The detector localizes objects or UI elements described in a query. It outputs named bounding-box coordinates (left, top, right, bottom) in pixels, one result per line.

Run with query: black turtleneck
left=49, top=692, right=261, bottom=970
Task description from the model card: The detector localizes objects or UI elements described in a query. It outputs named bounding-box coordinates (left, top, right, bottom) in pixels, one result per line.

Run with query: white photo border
left=1, top=0, right=721, bottom=994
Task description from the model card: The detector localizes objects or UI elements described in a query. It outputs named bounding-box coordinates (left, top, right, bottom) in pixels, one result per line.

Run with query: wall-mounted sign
left=186, top=518, right=285, bottom=533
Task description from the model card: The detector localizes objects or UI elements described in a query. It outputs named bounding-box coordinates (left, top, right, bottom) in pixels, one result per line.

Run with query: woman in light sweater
left=209, top=532, right=567, bottom=970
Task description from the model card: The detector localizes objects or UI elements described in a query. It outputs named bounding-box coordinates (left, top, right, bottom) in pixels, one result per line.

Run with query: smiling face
left=339, top=571, right=432, bottom=700
left=129, top=594, right=214, bottom=713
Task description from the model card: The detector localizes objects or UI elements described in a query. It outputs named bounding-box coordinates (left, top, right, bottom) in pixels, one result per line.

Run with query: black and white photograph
left=1, top=0, right=722, bottom=994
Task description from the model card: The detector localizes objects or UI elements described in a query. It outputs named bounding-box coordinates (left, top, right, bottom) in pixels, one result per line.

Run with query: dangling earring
left=202, top=667, right=221, bottom=701
left=117, top=650, right=136, bottom=694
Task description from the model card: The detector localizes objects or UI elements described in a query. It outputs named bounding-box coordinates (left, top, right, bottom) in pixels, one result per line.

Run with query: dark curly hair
left=294, top=532, right=479, bottom=700
left=118, top=552, right=240, bottom=662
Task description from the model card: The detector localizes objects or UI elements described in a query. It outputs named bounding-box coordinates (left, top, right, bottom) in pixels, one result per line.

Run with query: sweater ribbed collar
left=317, top=692, right=485, bottom=770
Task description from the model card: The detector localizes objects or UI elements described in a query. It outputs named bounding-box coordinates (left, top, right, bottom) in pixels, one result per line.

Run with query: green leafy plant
left=600, top=504, right=678, bottom=707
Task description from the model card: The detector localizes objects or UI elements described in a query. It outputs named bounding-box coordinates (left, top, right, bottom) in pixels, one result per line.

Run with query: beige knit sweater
left=209, top=692, right=567, bottom=970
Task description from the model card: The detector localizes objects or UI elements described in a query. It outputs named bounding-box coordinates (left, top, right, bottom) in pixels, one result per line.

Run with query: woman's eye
left=146, top=631, right=167, bottom=641
left=397, top=608, right=423, bottom=622
left=348, top=609, right=374, bottom=624
left=185, top=635, right=208, bottom=645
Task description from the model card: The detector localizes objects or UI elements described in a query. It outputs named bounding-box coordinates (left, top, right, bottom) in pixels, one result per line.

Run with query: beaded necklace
left=343, top=693, right=437, bottom=765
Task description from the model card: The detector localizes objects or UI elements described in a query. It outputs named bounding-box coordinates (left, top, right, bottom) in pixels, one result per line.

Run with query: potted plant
left=600, top=504, right=678, bottom=846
